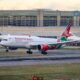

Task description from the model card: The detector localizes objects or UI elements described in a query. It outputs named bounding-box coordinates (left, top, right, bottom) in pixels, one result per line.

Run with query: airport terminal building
left=0, top=9, right=80, bottom=27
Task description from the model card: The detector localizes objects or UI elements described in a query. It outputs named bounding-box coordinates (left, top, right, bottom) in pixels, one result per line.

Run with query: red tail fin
left=61, top=20, right=73, bottom=38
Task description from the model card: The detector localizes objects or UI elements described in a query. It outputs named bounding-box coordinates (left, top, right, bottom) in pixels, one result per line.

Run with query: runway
left=0, top=49, right=80, bottom=66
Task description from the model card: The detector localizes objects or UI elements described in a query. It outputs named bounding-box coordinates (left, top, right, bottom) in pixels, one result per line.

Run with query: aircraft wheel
left=41, top=51, right=47, bottom=55
left=27, top=50, right=33, bottom=54
left=6, top=49, right=9, bottom=52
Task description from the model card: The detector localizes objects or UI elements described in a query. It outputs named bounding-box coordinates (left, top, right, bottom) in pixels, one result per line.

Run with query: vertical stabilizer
left=61, top=19, right=73, bottom=38
left=57, top=19, right=73, bottom=42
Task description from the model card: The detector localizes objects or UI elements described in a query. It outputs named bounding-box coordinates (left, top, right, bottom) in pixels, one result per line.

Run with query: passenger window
left=3, top=39, right=8, bottom=41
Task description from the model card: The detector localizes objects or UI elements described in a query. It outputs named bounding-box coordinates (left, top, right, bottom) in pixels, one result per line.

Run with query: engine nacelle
left=38, top=44, right=49, bottom=51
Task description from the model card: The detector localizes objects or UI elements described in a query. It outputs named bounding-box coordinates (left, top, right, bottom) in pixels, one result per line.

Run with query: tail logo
left=61, top=21, right=73, bottom=38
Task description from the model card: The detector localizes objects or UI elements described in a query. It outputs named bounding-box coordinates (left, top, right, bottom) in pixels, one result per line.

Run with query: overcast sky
left=0, top=0, right=80, bottom=10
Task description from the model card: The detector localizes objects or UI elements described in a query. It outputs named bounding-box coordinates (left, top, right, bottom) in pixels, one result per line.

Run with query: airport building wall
left=0, top=9, right=80, bottom=27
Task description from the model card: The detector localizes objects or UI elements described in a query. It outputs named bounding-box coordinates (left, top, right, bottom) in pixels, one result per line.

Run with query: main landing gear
left=6, top=49, right=9, bottom=52
left=41, top=50, right=47, bottom=55
left=26, top=49, right=33, bottom=54
left=26, top=49, right=48, bottom=55
left=5, top=47, right=9, bottom=52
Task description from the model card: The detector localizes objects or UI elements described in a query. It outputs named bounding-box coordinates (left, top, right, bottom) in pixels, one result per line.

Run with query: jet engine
left=38, top=44, right=49, bottom=51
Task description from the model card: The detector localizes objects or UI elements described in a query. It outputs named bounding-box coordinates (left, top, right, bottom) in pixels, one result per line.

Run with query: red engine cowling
left=38, top=44, right=49, bottom=51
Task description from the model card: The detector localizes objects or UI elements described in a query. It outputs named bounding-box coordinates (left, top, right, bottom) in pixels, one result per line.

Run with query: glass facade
left=24, top=16, right=37, bottom=26
left=43, top=16, right=57, bottom=26
left=60, top=16, right=73, bottom=26
left=79, top=17, right=80, bottom=26
left=0, top=16, right=37, bottom=26
left=0, top=16, right=9, bottom=26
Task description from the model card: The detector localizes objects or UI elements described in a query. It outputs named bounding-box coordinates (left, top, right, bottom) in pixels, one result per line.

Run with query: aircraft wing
left=48, top=40, right=77, bottom=46
left=29, top=40, right=78, bottom=46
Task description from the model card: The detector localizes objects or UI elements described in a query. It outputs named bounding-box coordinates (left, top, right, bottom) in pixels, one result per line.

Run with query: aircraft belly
left=3, top=41, right=28, bottom=48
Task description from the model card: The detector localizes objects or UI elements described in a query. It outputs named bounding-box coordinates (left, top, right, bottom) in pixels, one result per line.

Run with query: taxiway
left=0, top=49, right=80, bottom=66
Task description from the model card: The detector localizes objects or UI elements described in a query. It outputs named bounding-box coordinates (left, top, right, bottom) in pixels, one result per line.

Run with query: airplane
left=0, top=30, right=77, bottom=55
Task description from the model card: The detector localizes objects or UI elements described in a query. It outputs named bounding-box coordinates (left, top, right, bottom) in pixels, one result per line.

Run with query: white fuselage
left=0, top=35, right=57, bottom=48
